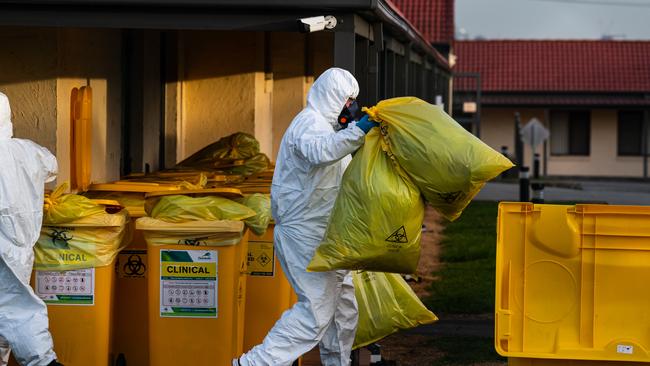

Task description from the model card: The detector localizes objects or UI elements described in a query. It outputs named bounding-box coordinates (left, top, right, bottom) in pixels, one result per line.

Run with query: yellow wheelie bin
left=243, top=221, right=299, bottom=351
left=137, top=188, right=250, bottom=366
left=33, top=199, right=129, bottom=366
left=85, top=182, right=182, bottom=366
left=233, top=183, right=299, bottom=352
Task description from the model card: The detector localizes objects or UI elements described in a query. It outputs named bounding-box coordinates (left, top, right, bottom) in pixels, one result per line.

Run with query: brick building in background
left=454, top=40, right=650, bottom=178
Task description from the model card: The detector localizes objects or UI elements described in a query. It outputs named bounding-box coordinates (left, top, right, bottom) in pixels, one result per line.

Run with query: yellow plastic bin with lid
left=243, top=221, right=299, bottom=351
left=508, top=358, right=648, bottom=365
left=85, top=182, right=182, bottom=366
left=236, top=183, right=298, bottom=352
left=137, top=188, right=250, bottom=366
left=496, top=203, right=650, bottom=363
left=33, top=200, right=129, bottom=366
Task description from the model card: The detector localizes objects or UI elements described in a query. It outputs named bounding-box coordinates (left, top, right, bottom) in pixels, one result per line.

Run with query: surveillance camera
left=298, top=15, right=337, bottom=33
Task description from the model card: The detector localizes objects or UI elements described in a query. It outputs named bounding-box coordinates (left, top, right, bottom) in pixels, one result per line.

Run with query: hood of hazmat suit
left=239, top=68, right=367, bottom=366
left=0, top=92, right=59, bottom=366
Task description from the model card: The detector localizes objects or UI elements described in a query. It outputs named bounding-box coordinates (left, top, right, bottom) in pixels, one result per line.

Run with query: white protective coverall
left=0, top=92, right=58, bottom=366
left=239, top=68, right=367, bottom=366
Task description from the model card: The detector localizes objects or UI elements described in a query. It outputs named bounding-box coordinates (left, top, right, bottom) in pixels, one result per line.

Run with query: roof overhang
left=0, top=0, right=449, bottom=68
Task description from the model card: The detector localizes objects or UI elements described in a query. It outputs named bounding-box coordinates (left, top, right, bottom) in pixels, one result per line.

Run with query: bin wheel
left=115, top=353, right=126, bottom=366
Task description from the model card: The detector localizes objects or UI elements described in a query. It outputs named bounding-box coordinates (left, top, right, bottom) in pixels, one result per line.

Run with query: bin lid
left=88, top=182, right=182, bottom=193
left=144, top=187, right=243, bottom=199
left=236, top=185, right=271, bottom=194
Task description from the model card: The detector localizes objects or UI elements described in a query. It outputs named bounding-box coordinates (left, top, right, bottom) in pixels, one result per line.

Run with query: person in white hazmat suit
left=236, top=68, right=378, bottom=366
left=0, top=92, right=62, bottom=366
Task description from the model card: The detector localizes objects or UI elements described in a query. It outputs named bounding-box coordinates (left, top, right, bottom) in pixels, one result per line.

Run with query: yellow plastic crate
left=496, top=203, right=650, bottom=362
left=509, top=357, right=647, bottom=365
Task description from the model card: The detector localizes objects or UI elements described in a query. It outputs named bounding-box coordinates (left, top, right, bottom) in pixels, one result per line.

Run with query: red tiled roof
left=391, top=0, right=454, bottom=44
left=454, top=40, right=650, bottom=93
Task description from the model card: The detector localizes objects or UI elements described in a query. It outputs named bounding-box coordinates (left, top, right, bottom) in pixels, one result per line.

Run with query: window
left=550, top=110, right=590, bottom=156
left=617, top=110, right=647, bottom=156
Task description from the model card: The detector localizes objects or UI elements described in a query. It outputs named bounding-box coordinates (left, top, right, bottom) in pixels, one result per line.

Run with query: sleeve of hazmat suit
left=239, top=68, right=364, bottom=366
left=295, top=120, right=366, bottom=167
left=0, top=92, right=58, bottom=366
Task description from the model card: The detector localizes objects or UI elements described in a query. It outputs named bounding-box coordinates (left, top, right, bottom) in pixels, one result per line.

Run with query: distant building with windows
left=453, top=40, right=650, bottom=178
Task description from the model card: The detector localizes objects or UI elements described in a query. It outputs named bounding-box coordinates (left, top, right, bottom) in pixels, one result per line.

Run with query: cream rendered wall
left=481, top=107, right=645, bottom=177
left=0, top=28, right=57, bottom=154
left=271, top=32, right=307, bottom=160
left=480, top=108, right=546, bottom=169
left=548, top=109, right=644, bottom=177
left=0, top=27, right=121, bottom=187
left=177, top=31, right=270, bottom=161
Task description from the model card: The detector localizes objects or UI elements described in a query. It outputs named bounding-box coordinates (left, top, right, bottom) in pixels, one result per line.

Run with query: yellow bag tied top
left=364, top=97, right=514, bottom=221
left=147, top=195, right=256, bottom=223
left=235, top=193, right=271, bottom=236
left=36, top=209, right=130, bottom=271
left=353, top=271, right=438, bottom=349
left=307, top=129, right=424, bottom=274
left=44, top=183, right=106, bottom=225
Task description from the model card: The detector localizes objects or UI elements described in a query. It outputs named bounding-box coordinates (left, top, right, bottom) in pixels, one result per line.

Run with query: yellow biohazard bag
left=44, top=183, right=106, bottom=225
left=307, top=130, right=424, bottom=274
left=235, top=193, right=271, bottom=236
left=35, top=209, right=130, bottom=271
left=176, top=132, right=271, bottom=176
left=353, top=271, right=438, bottom=349
left=147, top=195, right=256, bottom=223
left=136, top=217, right=245, bottom=247
left=364, top=97, right=514, bottom=221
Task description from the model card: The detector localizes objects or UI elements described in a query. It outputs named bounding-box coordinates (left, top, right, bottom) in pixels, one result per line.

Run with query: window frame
left=549, top=109, right=591, bottom=157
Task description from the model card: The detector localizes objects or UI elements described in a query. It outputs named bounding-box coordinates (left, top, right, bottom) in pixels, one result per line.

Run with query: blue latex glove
left=355, top=114, right=379, bottom=134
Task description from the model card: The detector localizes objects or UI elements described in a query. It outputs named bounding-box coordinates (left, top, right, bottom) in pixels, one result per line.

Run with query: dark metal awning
left=0, top=0, right=448, bottom=68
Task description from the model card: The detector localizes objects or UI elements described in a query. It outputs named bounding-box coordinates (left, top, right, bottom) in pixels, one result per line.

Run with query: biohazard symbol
left=385, top=226, right=408, bottom=244
left=179, top=238, right=206, bottom=246
left=256, top=252, right=271, bottom=267
left=437, top=191, right=463, bottom=204
left=49, top=229, right=72, bottom=249
left=123, top=254, right=146, bottom=276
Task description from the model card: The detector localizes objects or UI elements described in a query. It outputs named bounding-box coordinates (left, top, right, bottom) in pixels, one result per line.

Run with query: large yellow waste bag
left=179, top=132, right=261, bottom=165
left=229, top=153, right=271, bottom=176
left=44, top=183, right=105, bottom=224
left=353, top=271, right=438, bottom=349
left=307, top=130, right=424, bottom=273
left=176, top=133, right=270, bottom=176
left=364, top=97, right=514, bottom=221
left=235, top=193, right=271, bottom=236
left=36, top=206, right=130, bottom=271
left=147, top=195, right=256, bottom=223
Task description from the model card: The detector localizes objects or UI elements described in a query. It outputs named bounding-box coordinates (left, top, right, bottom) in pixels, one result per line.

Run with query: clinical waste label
left=160, top=249, right=218, bottom=318
left=247, top=241, right=275, bottom=276
left=35, top=268, right=95, bottom=305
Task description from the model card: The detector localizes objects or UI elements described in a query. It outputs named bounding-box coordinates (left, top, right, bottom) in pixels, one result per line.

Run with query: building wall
left=481, top=107, right=646, bottom=177
left=0, top=27, right=58, bottom=154
left=271, top=32, right=307, bottom=160
left=0, top=27, right=122, bottom=187
left=178, top=30, right=268, bottom=161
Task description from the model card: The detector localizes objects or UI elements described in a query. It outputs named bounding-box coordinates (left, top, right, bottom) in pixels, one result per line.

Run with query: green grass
left=429, top=336, right=505, bottom=365
left=424, top=201, right=500, bottom=314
